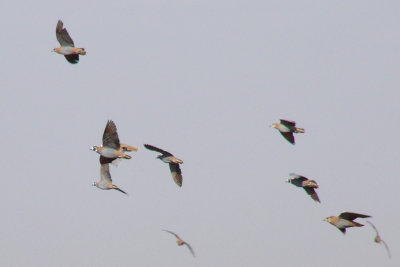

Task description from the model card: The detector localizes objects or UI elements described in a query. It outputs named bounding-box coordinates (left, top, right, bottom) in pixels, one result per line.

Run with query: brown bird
left=91, top=120, right=137, bottom=166
left=324, top=212, right=371, bottom=234
left=287, top=173, right=320, bottom=203
left=163, top=230, right=195, bottom=257
left=53, top=20, right=86, bottom=64
left=144, top=144, right=183, bottom=187
left=366, top=221, right=391, bottom=258
left=270, top=119, right=305, bottom=145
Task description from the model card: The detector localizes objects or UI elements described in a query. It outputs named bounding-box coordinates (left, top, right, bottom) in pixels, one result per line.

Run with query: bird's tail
left=353, top=221, right=364, bottom=227
left=121, top=143, right=139, bottom=152
left=295, top=127, right=305, bottom=133
left=77, top=48, right=86, bottom=55
left=122, top=154, right=132, bottom=159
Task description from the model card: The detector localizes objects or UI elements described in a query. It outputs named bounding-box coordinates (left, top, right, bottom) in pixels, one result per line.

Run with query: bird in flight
left=366, top=221, right=391, bottom=258
left=324, top=212, right=371, bottom=234
left=163, top=230, right=195, bottom=257
left=144, top=144, right=183, bottom=187
left=270, top=119, right=305, bottom=145
left=287, top=173, right=320, bottom=203
left=53, top=20, right=86, bottom=64
left=91, top=120, right=135, bottom=166
left=93, top=163, right=127, bottom=195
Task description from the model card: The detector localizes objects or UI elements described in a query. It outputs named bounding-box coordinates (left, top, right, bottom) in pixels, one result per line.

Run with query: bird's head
left=157, top=155, right=162, bottom=159
left=90, top=146, right=98, bottom=152
left=323, top=217, right=333, bottom=223
left=92, top=181, right=97, bottom=187
left=270, top=123, right=279, bottom=129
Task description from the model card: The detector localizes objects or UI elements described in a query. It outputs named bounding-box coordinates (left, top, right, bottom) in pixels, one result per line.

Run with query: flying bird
left=53, top=20, right=86, bottom=64
left=287, top=173, right=320, bottom=203
left=144, top=144, right=183, bottom=187
left=163, top=230, right=195, bottom=257
left=366, top=221, right=391, bottom=258
left=270, top=119, right=305, bottom=145
left=91, top=120, right=135, bottom=166
left=324, top=212, right=371, bottom=234
left=92, top=163, right=127, bottom=195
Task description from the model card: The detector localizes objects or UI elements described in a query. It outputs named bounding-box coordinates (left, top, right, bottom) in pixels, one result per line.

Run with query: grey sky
left=0, top=1, right=399, bottom=266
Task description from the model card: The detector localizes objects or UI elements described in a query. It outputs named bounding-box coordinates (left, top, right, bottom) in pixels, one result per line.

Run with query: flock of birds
left=53, top=19, right=391, bottom=259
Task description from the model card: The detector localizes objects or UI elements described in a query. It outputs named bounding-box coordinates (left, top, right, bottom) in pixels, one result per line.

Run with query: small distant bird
left=324, top=212, right=371, bottom=234
left=93, top=163, right=127, bottom=195
left=366, top=221, right=391, bottom=258
left=53, top=20, right=86, bottom=64
left=91, top=120, right=134, bottom=166
left=163, top=230, right=195, bottom=257
left=270, top=119, right=305, bottom=145
left=144, top=144, right=183, bottom=187
left=287, top=173, right=320, bottom=203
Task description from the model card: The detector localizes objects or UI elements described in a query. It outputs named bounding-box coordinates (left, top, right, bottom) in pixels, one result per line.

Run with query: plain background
left=0, top=1, right=398, bottom=266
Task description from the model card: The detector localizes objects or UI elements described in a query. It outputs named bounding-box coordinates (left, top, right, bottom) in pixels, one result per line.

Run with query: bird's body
left=91, top=120, right=134, bottom=166
left=144, top=144, right=183, bottom=187
left=271, top=119, right=304, bottom=145
left=287, top=173, right=320, bottom=202
left=324, top=212, right=371, bottom=234
left=163, top=230, right=195, bottom=257
left=53, top=20, right=86, bottom=64
left=93, top=163, right=127, bottom=195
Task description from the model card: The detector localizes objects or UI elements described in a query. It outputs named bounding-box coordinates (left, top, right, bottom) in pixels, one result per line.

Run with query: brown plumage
left=53, top=20, right=86, bottom=64
left=144, top=144, right=183, bottom=187
left=287, top=173, right=320, bottom=203
left=366, top=221, right=391, bottom=258
left=163, top=230, right=195, bottom=257
left=270, top=119, right=305, bottom=145
left=324, top=212, right=371, bottom=234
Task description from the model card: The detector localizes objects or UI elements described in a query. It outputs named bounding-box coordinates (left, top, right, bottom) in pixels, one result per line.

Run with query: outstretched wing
left=100, top=164, right=112, bottom=183
left=64, top=54, right=79, bottom=64
left=366, top=221, right=379, bottom=236
left=280, top=119, right=296, bottom=127
left=144, top=144, right=172, bottom=156
left=102, top=120, right=120, bottom=149
left=56, top=20, right=75, bottom=47
left=162, top=229, right=180, bottom=240
left=183, top=242, right=195, bottom=257
left=381, top=240, right=391, bottom=259
left=303, top=187, right=321, bottom=203
left=280, top=132, right=295, bottom=144
left=288, top=173, right=308, bottom=187
left=169, top=163, right=183, bottom=187
left=339, top=212, right=371, bottom=221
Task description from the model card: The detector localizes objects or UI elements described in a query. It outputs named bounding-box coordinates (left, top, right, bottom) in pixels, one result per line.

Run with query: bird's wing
left=303, top=187, right=321, bottom=203
left=280, top=119, right=296, bottom=127
left=56, top=20, right=75, bottom=47
left=64, top=54, right=79, bottom=64
left=169, top=163, right=183, bottom=187
left=102, top=120, right=120, bottom=149
left=99, top=155, right=118, bottom=165
left=113, top=186, right=127, bottom=195
left=183, top=242, right=195, bottom=257
left=381, top=240, right=391, bottom=259
left=100, top=164, right=112, bottom=183
left=339, top=212, right=371, bottom=220
left=162, top=229, right=180, bottom=240
left=144, top=144, right=172, bottom=156
left=366, top=221, right=379, bottom=236
left=280, top=132, right=295, bottom=144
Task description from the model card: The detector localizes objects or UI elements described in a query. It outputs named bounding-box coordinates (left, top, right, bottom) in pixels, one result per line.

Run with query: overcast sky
left=0, top=1, right=399, bottom=266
